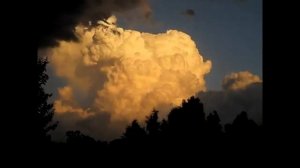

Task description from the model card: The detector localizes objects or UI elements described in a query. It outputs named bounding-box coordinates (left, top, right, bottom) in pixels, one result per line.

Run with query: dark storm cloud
left=38, top=0, right=85, bottom=48
left=183, top=9, right=195, bottom=16
left=38, top=0, right=151, bottom=48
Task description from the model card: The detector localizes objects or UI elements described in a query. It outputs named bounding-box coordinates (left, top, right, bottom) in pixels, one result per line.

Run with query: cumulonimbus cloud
left=44, top=16, right=212, bottom=141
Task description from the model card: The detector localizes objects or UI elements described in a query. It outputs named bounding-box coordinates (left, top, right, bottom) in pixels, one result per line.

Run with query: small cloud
left=222, top=71, right=262, bottom=91
left=183, top=9, right=195, bottom=16
left=197, top=71, right=262, bottom=125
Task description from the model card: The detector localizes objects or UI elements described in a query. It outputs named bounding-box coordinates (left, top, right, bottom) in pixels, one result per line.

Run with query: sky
left=45, top=0, right=263, bottom=92
left=39, top=0, right=262, bottom=141
left=117, top=0, right=262, bottom=90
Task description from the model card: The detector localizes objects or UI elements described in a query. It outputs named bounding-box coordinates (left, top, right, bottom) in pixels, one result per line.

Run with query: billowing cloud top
left=222, top=71, right=262, bottom=90
left=46, top=16, right=212, bottom=140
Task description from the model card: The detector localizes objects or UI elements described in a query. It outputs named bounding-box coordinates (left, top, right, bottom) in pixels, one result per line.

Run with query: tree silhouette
left=225, top=111, right=258, bottom=135
left=35, top=57, right=58, bottom=143
left=160, top=119, right=168, bottom=133
left=118, top=119, right=147, bottom=152
left=123, top=120, right=146, bottom=141
left=206, top=110, right=222, bottom=137
left=65, top=130, right=96, bottom=144
left=33, top=87, right=262, bottom=156
left=145, top=109, right=161, bottom=136
left=167, top=96, right=206, bottom=140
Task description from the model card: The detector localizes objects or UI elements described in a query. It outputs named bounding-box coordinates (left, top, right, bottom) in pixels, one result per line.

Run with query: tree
left=167, top=96, right=206, bottom=138
left=123, top=120, right=146, bottom=141
left=66, top=130, right=96, bottom=144
left=35, top=57, right=58, bottom=143
left=225, top=111, right=258, bottom=137
left=206, top=111, right=222, bottom=136
left=160, top=119, right=168, bottom=133
left=145, top=109, right=161, bottom=136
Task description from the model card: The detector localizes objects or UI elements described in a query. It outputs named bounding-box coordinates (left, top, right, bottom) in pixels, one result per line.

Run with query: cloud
left=52, top=112, right=126, bottom=141
left=38, top=0, right=152, bottom=48
left=198, top=71, right=262, bottom=125
left=54, top=86, right=94, bottom=118
left=44, top=16, right=212, bottom=141
left=183, top=9, right=195, bottom=16
left=222, top=71, right=262, bottom=90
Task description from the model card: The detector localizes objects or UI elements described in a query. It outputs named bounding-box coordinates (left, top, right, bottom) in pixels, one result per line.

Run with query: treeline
left=36, top=58, right=262, bottom=156
left=61, top=96, right=262, bottom=152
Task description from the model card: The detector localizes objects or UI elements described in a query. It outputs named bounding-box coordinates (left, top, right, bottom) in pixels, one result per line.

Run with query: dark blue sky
left=118, top=0, right=262, bottom=90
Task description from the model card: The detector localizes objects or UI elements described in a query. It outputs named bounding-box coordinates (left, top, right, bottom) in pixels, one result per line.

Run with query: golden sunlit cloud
left=44, top=16, right=212, bottom=139
left=222, top=71, right=262, bottom=90
left=54, top=86, right=94, bottom=118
